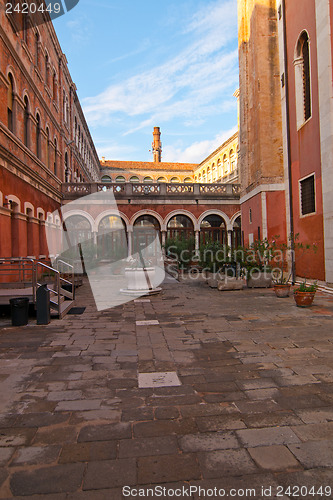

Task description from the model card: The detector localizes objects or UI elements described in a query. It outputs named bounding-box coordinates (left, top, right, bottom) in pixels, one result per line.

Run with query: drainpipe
left=282, top=0, right=296, bottom=284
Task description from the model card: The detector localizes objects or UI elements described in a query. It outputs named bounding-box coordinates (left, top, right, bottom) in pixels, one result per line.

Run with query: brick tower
left=237, top=0, right=286, bottom=245
left=152, top=127, right=162, bottom=163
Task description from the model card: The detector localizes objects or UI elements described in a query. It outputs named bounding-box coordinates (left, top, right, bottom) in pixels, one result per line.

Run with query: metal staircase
left=0, top=258, right=75, bottom=319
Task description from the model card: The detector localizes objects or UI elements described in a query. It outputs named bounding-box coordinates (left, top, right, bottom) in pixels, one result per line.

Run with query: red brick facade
left=0, top=6, right=100, bottom=261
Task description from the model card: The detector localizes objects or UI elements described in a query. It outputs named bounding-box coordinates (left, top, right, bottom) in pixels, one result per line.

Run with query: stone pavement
left=0, top=275, right=333, bottom=499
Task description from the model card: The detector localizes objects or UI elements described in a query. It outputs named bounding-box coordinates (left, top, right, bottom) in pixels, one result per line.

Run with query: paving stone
left=198, top=449, right=258, bottom=478
left=15, top=412, right=70, bottom=428
left=195, top=415, right=246, bottom=432
left=10, top=463, right=85, bottom=496
left=292, top=421, right=333, bottom=441
left=67, top=489, right=123, bottom=500
left=47, top=391, right=83, bottom=401
left=78, top=422, right=132, bottom=442
left=59, top=441, right=117, bottom=463
left=121, top=407, right=154, bottom=422
left=179, top=431, right=239, bottom=452
left=154, top=406, right=180, bottom=420
left=295, top=407, right=333, bottom=423
left=10, top=445, right=61, bottom=466
left=248, top=445, right=301, bottom=471
left=137, top=453, right=200, bottom=484
left=0, top=428, right=36, bottom=447
left=119, top=435, right=178, bottom=458
left=242, top=411, right=303, bottom=428
left=133, top=419, right=198, bottom=438
left=83, top=458, right=136, bottom=489
left=33, top=426, right=78, bottom=445
left=55, top=400, right=102, bottom=412
left=236, top=378, right=278, bottom=390
left=288, top=440, right=333, bottom=468
left=236, top=427, right=301, bottom=447
left=0, top=446, right=15, bottom=465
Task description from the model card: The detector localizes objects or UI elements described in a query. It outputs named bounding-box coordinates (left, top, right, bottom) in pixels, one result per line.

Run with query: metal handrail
left=35, top=261, right=61, bottom=309
left=0, top=258, right=74, bottom=314
left=0, top=258, right=35, bottom=284
left=56, top=259, right=74, bottom=300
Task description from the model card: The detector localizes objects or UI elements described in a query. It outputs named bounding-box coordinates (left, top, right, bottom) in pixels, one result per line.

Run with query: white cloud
left=163, top=126, right=238, bottom=163
left=82, top=0, right=238, bottom=128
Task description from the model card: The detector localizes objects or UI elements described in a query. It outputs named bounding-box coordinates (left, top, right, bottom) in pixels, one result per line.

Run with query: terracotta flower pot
left=294, top=290, right=316, bottom=307
left=274, top=284, right=291, bottom=298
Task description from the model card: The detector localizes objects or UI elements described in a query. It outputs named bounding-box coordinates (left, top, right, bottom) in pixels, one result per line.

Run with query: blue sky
left=54, top=0, right=239, bottom=163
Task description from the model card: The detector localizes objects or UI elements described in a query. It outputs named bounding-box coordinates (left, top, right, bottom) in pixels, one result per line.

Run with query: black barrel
left=10, top=297, right=30, bottom=326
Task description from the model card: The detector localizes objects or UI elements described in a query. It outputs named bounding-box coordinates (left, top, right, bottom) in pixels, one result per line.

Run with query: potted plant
left=294, top=280, right=318, bottom=307
left=270, top=233, right=318, bottom=298
left=199, top=240, right=229, bottom=286
left=245, top=238, right=273, bottom=288
left=270, top=237, right=292, bottom=297
left=164, top=236, right=195, bottom=275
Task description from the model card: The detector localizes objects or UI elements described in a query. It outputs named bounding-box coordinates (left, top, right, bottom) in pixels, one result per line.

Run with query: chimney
left=101, top=156, right=105, bottom=163
left=152, top=127, right=162, bottom=162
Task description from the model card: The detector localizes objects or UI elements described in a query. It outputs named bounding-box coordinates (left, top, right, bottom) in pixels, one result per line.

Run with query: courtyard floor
left=0, top=275, right=333, bottom=499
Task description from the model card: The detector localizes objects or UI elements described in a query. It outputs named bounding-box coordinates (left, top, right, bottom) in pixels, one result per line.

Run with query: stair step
left=50, top=300, right=75, bottom=319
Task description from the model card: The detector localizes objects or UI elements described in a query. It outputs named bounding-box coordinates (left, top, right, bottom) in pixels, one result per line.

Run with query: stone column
left=227, top=228, right=233, bottom=249
left=127, top=228, right=133, bottom=257
left=195, top=230, right=200, bottom=257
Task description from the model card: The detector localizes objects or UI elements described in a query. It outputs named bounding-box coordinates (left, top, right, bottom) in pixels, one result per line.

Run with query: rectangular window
left=300, top=175, right=315, bottom=215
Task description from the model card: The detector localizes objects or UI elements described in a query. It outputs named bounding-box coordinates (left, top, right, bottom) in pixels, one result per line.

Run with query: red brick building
left=238, top=0, right=333, bottom=284
left=0, top=5, right=100, bottom=261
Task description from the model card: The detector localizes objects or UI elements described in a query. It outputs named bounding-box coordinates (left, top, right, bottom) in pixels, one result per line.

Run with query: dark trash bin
left=10, top=297, right=30, bottom=326
left=36, top=284, right=50, bottom=325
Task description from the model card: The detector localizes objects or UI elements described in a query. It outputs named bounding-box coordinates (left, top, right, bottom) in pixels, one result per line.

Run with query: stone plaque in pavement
left=138, top=372, right=181, bottom=388
left=136, top=320, right=159, bottom=326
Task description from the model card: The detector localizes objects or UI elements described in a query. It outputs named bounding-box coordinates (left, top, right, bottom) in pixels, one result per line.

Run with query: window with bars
left=300, top=175, right=315, bottom=215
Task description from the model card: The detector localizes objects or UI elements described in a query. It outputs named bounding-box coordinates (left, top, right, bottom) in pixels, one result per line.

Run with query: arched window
left=74, top=117, right=78, bottom=145
left=35, top=32, right=39, bottom=67
left=24, top=96, right=29, bottom=147
left=295, top=31, right=311, bottom=127
left=200, top=215, right=227, bottom=245
left=45, top=52, right=49, bottom=86
left=207, top=166, right=211, bottom=182
left=143, top=176, right=153, bottom=183
left=223, top=154, right=228, bottom=175
left=101, top=175, right=112, bottom=183
left=23, top=14, right=28, bottom=44
left=115, top=175, right=126, bottom=183
left=36, top=113, right=41, bottom=159
left=46, top=127, right=50, bottom=169
left=52, top=72, right=57, bottom=102
left=230, top=149, right=236, bottom=171
left=217, top=159, right=222, bottom=178
left=7, top=74, right=14, bottom=132
left=184, top=177, right=192, bottom=183
left=202, top=170, right=206, bottom=183
left=54, top=138, right=58, bottom=176
left=170, top=177, right=180, bottom=183
left=65, top=151, right=69, bottom=182
left=157, top=177, right=167, bottom=182
left=129, top=176, right=139, bottom=182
